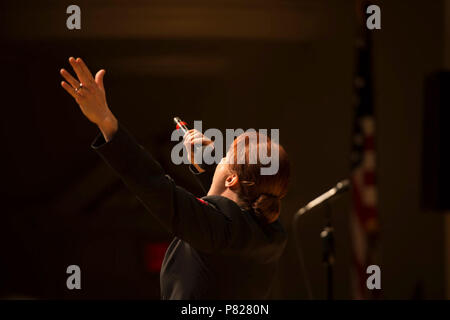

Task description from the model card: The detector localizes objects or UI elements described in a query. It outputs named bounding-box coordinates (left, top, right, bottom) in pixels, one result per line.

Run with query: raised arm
left=59, top=57, right=233, bottom=253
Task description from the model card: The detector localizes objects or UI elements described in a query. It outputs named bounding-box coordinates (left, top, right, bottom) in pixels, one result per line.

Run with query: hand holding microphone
left=174, top=117, right=213, bottom=173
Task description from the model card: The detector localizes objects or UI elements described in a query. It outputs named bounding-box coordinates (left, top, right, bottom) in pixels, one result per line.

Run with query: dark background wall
left=0, top=0, right=447, bottom=299
left=373, top=0, right=446, bottom=299
left=445, top=0, right=450, bottom=300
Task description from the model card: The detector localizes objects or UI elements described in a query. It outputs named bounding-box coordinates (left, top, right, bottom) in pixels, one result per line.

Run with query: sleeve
left=188, top=150, right=217, bottom=195
left=91, top=124, right=232, bottom=253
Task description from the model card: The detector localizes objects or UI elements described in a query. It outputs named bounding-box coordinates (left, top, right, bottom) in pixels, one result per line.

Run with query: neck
left=222, top=189, right=241, bottom=204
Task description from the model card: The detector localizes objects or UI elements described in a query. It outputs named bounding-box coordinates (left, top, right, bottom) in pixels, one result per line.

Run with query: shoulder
left=202, top=195, right=288, bottom=259
left=200, top=195, right=243, bottom=218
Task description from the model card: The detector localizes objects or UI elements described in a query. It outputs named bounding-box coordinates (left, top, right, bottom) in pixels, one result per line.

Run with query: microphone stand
left=321, top=203, right=335, bottom=300
left=293, top=179, right=349, bottom=300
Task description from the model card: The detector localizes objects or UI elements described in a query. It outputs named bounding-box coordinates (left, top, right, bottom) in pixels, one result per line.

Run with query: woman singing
left=60, top=57, right=290, bottom=299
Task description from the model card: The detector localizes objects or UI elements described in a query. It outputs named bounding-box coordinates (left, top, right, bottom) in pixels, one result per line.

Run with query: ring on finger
left=75, top=83, right=83, bottom=92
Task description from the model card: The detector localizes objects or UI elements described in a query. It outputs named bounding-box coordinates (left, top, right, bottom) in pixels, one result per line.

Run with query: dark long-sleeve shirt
left=91, top=124, right=287, bottom=299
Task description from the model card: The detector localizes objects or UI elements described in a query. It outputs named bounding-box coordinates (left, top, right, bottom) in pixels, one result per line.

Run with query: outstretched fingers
left=60, top=68, right=80, bottom=89
left=68, top=57, right=93, bottom=86
left=61, top=81, right=78, bottom=99
left=77, top=57, right=95, bottom=83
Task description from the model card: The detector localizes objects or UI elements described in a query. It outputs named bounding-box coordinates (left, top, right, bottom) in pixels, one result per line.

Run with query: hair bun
left=251, top=193, right=280, bottom=224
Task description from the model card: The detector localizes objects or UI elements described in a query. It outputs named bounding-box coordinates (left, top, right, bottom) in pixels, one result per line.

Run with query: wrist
left=97, top=112, right=118, bottom=142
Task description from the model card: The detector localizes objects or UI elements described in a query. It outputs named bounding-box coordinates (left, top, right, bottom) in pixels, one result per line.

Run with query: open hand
left=60, top=57, right=117, bottom=141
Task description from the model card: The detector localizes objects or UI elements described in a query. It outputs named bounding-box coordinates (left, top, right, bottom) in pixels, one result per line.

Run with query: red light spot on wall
left=145, top=242, right=169, bottom=273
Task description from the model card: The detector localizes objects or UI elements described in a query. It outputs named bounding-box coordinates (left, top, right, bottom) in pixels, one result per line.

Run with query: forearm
left=97, top=113, right=118, bottom=142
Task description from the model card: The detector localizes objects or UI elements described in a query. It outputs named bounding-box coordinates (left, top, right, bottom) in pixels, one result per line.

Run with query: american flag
left=350, top=1, right=380, bottom=300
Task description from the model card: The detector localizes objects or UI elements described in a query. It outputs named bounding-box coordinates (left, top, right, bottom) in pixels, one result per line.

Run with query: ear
left=224, top=173, right=239, bottom=189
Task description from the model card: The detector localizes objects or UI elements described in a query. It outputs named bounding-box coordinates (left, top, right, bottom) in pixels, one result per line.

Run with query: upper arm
left=128, top=173, right=239, bottom=253
left=169, top=184, right=234, bottom=253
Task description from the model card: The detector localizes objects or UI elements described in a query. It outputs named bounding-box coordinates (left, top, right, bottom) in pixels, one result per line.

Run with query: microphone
left=173, top=117, right=189, bottom=135
left=173, top=116, right=202, bottom=152
left=296, top=179, right=350, bottom=216
left=173, top=116, right=205, bottom=176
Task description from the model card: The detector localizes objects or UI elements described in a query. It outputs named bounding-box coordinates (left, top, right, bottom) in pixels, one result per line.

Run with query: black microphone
left=296, top=179, right=350, bottom=216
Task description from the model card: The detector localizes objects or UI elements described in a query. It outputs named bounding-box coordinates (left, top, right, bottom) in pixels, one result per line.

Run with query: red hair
left=227, top=132, right=290, bottom=224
